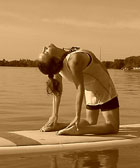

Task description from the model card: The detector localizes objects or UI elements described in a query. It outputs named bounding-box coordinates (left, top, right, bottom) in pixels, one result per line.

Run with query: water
left=0, top=147, right=140, bottom=168
left=0, top=67, right=140, bottom=130
left=0, top=67, right=140, bottom=167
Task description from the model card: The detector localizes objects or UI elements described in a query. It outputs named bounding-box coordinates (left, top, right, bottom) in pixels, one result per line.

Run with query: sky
left=0, top=0, right=140, bottom=61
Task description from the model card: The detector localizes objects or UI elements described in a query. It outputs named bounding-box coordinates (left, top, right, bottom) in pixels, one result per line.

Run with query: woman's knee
left=107, top=122, right=119, bottom=134
left=102, top=108, right=120, bottom=133
left=86, top=109, right=99, bottom=125
left=88, top=119, right=98, bottom=125
left=79, top=119, right=90, bottom=127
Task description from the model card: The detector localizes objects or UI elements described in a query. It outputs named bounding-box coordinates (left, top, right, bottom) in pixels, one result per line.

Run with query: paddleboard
left=0, top=124, right=140, bottom=155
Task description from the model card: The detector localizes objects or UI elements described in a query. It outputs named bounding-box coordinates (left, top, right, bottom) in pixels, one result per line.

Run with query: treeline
left=102, top=56, right=140, bottom=69
left=0, top=55, right=140, bottom=69
left=0, top=59, right=38, bottom=67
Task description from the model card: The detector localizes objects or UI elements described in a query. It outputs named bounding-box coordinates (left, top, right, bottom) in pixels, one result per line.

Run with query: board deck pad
left=0, top=124, right=140, bottom=148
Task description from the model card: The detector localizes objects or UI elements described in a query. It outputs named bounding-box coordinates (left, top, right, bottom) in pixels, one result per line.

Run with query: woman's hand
left=66, top=116, right=80, bottom=131
left=57, top=116, right=81, bottom=135
left=47, top=115, right=58, bottom=126
left=40, top=115, right=58, bottom=132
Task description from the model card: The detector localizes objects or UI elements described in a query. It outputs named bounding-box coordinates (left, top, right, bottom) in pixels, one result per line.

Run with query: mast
left=100, top=47, right=102, bottom=61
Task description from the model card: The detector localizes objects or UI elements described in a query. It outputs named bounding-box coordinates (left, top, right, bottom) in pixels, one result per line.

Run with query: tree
left=124, top=56, right=140, bottom=68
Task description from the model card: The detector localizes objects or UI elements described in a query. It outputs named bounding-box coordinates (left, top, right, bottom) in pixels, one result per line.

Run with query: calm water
left=0, top=67, right=140, bottom=167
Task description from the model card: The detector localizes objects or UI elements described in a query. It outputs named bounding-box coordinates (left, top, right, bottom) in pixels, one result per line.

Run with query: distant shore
left=0, top=55, right=140, bottom=69
left=0, top=59, right=38, bottom=67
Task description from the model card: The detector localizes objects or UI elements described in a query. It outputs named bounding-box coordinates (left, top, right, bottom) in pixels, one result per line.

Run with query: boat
left=123, top=67, right=140, bottom=72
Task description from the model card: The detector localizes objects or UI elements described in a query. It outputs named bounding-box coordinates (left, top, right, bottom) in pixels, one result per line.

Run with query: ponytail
left=46, top=74, right=62, bottom=96
left=63, top=46, right=80, bottom=53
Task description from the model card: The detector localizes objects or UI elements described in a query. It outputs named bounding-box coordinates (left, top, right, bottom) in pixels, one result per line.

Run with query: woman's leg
left=86, top=109, right=99, bottom=125
left=102, top=107, right=120, bottom=133
left=81, top=107, right=120, bottom=134
left=58, top=108, right=119, bottom=135
left=78, top=107, right=119, bottom=134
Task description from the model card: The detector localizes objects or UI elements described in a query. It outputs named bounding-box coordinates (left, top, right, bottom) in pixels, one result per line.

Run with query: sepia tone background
left=0, top=0, right=140, bottom=61
left=0, top=1, right=140, bottom=168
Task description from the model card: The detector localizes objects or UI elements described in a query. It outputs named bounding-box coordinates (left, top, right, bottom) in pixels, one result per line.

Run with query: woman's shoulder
left=67, top=50, right=90, bottom=69
left=68, top=50, right=88, bottom=59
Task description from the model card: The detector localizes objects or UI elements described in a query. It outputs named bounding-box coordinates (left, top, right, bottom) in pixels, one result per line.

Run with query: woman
left=38, top=44, right=120, bottom=135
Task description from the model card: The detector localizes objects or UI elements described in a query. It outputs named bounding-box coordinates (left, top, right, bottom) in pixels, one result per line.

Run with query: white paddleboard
left=0, top=124, right=140, bottom=155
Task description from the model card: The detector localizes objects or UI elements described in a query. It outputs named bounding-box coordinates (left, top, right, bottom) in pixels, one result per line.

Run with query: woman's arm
left=40, top=74, right=63, bottom=131
left=67, top=53, right=87, bottom=128
left=51, top=73, right=63, bottom=119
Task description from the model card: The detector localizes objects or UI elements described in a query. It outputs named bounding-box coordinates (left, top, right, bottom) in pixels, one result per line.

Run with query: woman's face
left=39, top=44, right=57, bottom=63
left=38, top=44, right=63, bottom=75
left=46, top=44, right=58, bottom=57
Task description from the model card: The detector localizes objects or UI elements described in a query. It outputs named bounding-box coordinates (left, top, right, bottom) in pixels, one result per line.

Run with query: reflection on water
left=1, top=145, right=140, bottom=168
left=57, top=149, right=119, bottom=168
left=0, top=149, right=119, bottom=168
